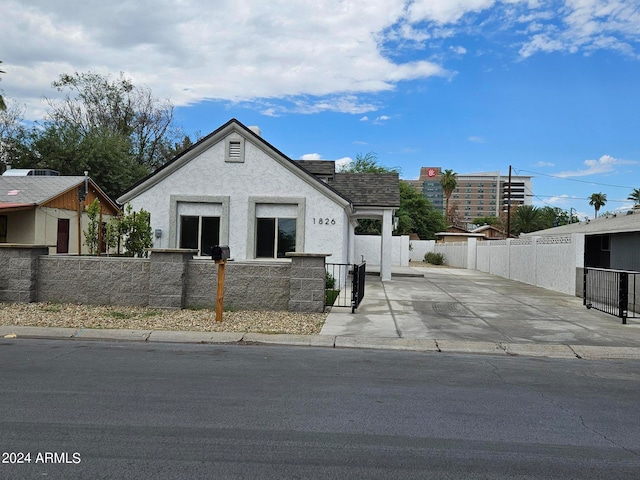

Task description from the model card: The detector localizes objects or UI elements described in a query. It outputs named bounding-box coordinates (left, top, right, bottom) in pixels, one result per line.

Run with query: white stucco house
left=117, top=119, right=400, bottom=280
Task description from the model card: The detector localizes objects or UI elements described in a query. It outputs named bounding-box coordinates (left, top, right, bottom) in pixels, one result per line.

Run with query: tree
left=338, top=152, right=399, bottom=173
left=119, top=204, right=153, bottom=257
left=0, top=99, right=28, bottom=172
left=439, top=169, right=457, bottom=225
left=396, top=182, right=447, bottom=239
left=588, top=192, right=607, bottom=218
left=3, top=71, right=192, bottom=198
left=0, top=60, right=6, bottom=111
left=511, top=205, right=544, bottom=235
left=9, top=123, right=146, bottom=199
left=627, top=188, right=640, bottom=205
left=472, top=216, right=500, bottom=226
left=47, top=71, right=177, bottom=170
left=538, top=206, right=576, bottom=229
left=83, top=198, right=101, bottom=255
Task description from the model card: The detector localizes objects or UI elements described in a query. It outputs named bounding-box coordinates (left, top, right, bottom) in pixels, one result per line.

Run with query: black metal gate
left=584, top=267, right=639, bottom=324
left=325, top=262, right=366, bottom=313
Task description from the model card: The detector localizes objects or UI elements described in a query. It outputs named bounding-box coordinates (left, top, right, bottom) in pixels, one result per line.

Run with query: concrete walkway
left=3, top=266, right=640, bottom=360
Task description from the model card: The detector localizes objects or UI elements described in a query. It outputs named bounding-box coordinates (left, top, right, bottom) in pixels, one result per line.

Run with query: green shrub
left=325, top=289, right=340, bottom=306
left=424, top=252, right=445, bottom=265
left=326, top=271, right=337, bottom=289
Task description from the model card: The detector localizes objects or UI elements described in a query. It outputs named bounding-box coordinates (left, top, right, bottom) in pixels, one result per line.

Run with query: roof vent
left=248, top=126, right=262, bottom=137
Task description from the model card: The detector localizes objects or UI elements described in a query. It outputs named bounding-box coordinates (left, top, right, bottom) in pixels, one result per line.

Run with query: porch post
left=380, top=209, right=392, bottom=281
left=348, top=220, right=356, bottom=264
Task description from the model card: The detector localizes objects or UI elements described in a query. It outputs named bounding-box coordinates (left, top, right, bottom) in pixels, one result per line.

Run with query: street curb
left=3, top=326, right=640, bottom=360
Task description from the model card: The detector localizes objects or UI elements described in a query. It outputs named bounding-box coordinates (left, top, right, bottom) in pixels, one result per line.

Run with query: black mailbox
left=211, top=245, right=230, bottom=261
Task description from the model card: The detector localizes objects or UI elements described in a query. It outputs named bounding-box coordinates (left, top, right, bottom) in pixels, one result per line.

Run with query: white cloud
left=301, top=153, right=323, bottom=160
left=408, top=0, right=497, bottom=24
left=468, top=135, right=485, bottom=143
left=536, top=161, right=555, bottom=167
left=547, top=194, right=570, bottom=204
left=0, top=0, right=449, bottom=120
left=359, top=116, right=369, bottom=122
left=518, top=0, right=640, bottom=59
left=2, top=0, right=639, bottom=121
left=373, top=115, right=391, bottom=124
left=556, top=154, right=638, bottom=177
left=335, top=157, right=353, bottom=170
left=450, top=45, right=468, bottom=54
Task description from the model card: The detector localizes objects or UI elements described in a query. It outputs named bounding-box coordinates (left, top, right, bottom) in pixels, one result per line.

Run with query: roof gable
left=118, top=119, right=351, bottom=207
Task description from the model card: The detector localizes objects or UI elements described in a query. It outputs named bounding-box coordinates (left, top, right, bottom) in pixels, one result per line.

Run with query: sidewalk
left=3, top=266, right=640, bottom=360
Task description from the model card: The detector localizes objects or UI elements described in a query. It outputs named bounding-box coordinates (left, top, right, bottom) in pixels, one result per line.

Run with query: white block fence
left=351, top=233, right=585, bottom=298
left=434, top=234, right=585, bottom=296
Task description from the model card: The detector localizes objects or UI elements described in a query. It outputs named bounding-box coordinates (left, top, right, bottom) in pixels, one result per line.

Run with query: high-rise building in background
left=405, top=167, right=533, bottom=227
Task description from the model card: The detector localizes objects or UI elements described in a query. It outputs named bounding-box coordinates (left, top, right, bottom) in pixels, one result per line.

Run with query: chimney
left=248, top=126, right=262, bottom=137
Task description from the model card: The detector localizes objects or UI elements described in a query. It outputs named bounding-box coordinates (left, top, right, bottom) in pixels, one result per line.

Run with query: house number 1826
left=313, top=218, right=336, bottom=225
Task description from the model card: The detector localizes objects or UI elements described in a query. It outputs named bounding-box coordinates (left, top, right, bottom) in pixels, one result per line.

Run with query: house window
left=180, top=216, right=220, bottom=256
left=256, top=218, right=296, bottom=258
left=0, top=215, right=6, bottom=242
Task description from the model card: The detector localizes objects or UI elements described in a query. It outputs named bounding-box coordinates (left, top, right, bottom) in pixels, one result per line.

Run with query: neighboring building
left=405, top=167, right=533, bottom=227
left=2, top=168, right=61, bottom=177
left=526, top=206, right=640, bottom=271
left=471, top=224, right=507, bottom=240
left=117, top=119, right=400, bottom=280
left=0, top=175, right=120, bottom=254
left=435, top=232, right=486, bottom=243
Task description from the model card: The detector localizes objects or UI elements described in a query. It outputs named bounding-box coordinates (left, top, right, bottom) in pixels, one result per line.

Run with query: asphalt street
left=1, top=339, right=639, bottom=479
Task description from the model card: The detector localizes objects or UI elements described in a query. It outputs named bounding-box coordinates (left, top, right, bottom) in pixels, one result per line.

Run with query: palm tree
left=511, top=205, right=543, bottom=235
left=627, top=188, right=640, bottom=205
left=439, top=169, right=457, bottom=224
left=588, top=192, right=607, bottom=218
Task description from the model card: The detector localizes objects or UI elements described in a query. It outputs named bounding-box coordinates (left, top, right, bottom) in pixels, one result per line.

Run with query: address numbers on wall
left=312, top=218, right=336, bottom=225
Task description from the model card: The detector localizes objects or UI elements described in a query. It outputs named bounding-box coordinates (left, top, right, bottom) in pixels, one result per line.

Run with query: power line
left=514, top=168, right=636, bottom=190
left=525, top=193, right=632, bottom=203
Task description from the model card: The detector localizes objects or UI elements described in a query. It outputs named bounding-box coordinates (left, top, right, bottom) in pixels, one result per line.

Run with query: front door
left=57, top=218, right=70, bottom=254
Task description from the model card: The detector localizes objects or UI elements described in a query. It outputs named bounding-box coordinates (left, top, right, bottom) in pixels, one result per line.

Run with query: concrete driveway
left=321, top=266, right=640, bottom=348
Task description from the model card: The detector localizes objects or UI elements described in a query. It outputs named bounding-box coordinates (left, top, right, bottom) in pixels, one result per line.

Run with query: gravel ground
left=0, top=303, right=327, bottom=335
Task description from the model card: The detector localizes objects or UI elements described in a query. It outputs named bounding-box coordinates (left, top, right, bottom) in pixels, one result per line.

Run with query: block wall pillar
left=148, top=249, right=197, bottom=309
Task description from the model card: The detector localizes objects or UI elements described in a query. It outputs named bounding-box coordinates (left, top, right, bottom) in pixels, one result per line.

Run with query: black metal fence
left=326, top=262, right=366, bottom=313
left=352, top=261, right=366, bottom=313
left=583, top=267, right=639, bottom=324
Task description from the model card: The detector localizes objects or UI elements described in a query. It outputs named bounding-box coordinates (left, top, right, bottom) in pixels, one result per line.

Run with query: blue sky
left=2, top=0, right=639, bottom=219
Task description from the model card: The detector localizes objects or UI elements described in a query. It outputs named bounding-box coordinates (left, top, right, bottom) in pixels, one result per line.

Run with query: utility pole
left=506, top=165, right=512, bottom=238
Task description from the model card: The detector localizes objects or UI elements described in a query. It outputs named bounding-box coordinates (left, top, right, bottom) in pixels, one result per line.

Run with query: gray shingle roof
left=294, top=160, right=336, bottom=178
left=526, top=208, right=640, bottom=236
left=328, top=173, right=400, bottom=208
left=0, top=177, right=86, bottom=205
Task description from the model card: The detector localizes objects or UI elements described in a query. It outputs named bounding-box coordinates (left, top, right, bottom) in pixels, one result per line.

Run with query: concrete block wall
left=148, top=249, right=196, bottom=309
left=287, top=253, right=327, bottom=313
left=37, top=255, right=150, bottom=305
left=0, top=245, right=49, bottom=302
left=0, top=246, right=328, bottom=312
left=186, top=261, right=291, bottom=311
